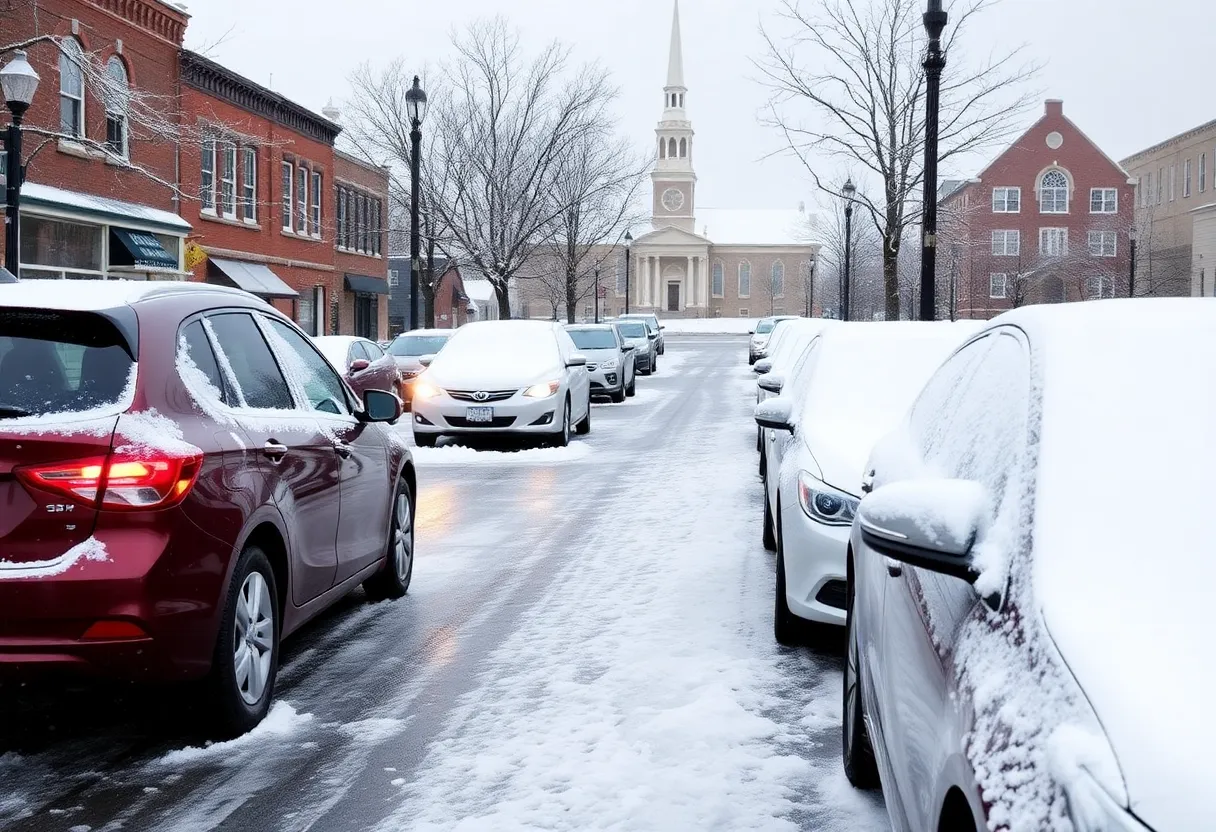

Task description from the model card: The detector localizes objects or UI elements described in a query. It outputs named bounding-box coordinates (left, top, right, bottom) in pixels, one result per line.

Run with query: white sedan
left=410, top=320, right=592, bottom=448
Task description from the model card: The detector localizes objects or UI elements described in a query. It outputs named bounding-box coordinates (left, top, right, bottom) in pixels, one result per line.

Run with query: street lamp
left=404, top=75, right=428, bottom=331
left=1128, top=225, right=1138, bottom=299
left=623, top=230, right=633, bottom=314
left=2, top=50, right=40, bottom=277
left=594, top=265, right=600, bottom=323
left=841, top=178, right=856, bottom=322
left=918, top=0, right=948, bottom=321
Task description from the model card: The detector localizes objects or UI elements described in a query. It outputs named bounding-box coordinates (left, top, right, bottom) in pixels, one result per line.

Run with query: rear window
left=0, top=309, right=134, bottom=419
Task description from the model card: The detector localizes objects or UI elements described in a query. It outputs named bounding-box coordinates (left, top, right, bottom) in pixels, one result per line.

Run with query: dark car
left=386, top=329, right=454, bottom=408
left=618, top=313, right=665, bottom=355
left=0, top=281, right=415, bottom=737
left=313, top=335, right=402, bottom=401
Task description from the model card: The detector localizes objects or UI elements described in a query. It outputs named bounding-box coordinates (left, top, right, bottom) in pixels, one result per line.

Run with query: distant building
left=464, top=279, right=498, bottom=321
left=387, top=256, right=411, bottom=335
left=1120, top=119, right=1216, bottom=297
left=938, top=100, right=1136, bottom=319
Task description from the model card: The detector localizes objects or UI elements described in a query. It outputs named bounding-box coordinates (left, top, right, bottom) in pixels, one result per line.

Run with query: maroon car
left=0, top=282, right=415, bottom=736
left=312, top=335, right=403, bottom=401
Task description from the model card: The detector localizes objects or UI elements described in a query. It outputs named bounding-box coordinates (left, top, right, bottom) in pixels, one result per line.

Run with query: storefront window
left=20, top=216, right=104, bottom=273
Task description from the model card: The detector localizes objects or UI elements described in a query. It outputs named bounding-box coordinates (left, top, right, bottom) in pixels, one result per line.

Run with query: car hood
left=425, top=358, right=563, bottom=391
left=624, top=338, right=651, bottom=351
left=799, top=422, right=878, bottom=496
left=393, top=356, right=425, bottom=372
left=578, top=348, right=620, bottom=362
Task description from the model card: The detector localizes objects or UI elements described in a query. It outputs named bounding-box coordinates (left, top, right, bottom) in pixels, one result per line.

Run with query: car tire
left=843, top=574, right=881, bottom=788
left=774, top=518, right=803, bottom=646
left=756, top=427, right=763, bottom=453
left=659, top=343, right=665, bottom=356
left=575, top=396, right=592, bottom=435
left=749, top=356, right=756, bottom=366
left=610, top=386, right=626, bottom=403
left=651, top=356, right=658, bottom=374
left=206, top=545, right=280, bottom=738
left=552, top=398, right=571, bottom=447
left=759, top=446, right=766, bottom=480
left=413, top=432, right=437, bottom=448
left=763, top=493, right=777, bottom=552
left=363, top=477, right=415, bottom=601
left=626, top=376, right=636, bottom=397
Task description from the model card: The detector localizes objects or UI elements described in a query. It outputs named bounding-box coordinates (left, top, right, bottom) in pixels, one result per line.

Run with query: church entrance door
left=667, top=282, right=681, bottom=312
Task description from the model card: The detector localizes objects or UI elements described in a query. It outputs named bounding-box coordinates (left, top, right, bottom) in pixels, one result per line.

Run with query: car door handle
left=333, top=442, right=352, bottom=459
left=885, top=557, right=903, bottom=577
left=262, top=441, right=288, bottom=463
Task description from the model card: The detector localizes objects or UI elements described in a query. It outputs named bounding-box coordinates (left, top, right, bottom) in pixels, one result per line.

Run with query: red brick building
left=1, top=0, right=192, bottom=278
left=431, top=263, right=472, bottom=329
left=333, top=150, right=390, bottom=339
left=940, top=100, right=1136, bottom=319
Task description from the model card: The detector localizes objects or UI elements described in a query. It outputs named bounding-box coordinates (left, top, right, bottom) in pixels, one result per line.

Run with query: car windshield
left=390, top=334, right=451, bottom=356
left=616, top=323, right=648, bottom=338
left=567, top=329, right=617, bottom=350
left=0, top=310, right=135, bottom=419
left=755, top=320, right=776, bottom=334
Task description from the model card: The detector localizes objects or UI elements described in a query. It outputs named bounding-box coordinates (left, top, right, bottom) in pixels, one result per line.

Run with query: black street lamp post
left=404, top=76, right=428, bottom=332
left=2, top=50, right=40, bottom=278
left=623, top=231, right=633, bottom=314
left=841, top=178, right=855, bottom=322
left=1128, top=225, right=1138, bottom=298
left=919, top=0, right=948, bottom=321
left=594, top=265, right=600, bottom=323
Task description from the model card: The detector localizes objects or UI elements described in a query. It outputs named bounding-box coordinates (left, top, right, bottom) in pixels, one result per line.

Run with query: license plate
left=465, top=407, right=494, bottom=423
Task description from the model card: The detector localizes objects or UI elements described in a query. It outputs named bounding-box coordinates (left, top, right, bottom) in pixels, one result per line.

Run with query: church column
left=651, top=257, right=660, bottom=309
left=686, top=256, right=695, bottom=308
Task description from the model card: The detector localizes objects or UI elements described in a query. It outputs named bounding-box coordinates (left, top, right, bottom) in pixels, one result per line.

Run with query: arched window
left=668, top=138, right=677, bottom=158
left=711, top=261, right=724, bottom=297
left=104, top=56, right=129, bottom=158
left=771, top=261, right=785, bottom=296
left=59, top=38, right=85, bottom=138
left=678, top=138, right=686, bottom=158
left=738, top=261, right=751, bottom=298
left=659, top=138, right=666, bottom=159
left=1040, top=169, right=1070, bottom=214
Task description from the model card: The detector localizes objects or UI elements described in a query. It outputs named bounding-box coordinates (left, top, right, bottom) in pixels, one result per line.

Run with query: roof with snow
left=463, top=279, right=495, bottom=303
left=684, top=208, right=820, bottom=247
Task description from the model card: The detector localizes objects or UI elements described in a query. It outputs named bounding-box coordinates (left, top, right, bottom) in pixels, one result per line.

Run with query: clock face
left=661, top=188, right=685, bottom=212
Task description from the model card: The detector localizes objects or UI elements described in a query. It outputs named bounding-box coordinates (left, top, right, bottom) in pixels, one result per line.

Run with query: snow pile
left=407, top=441, right=594, bottom=466
left=156, top=702, right=313, bottom=767
left=595, top=387, right=666, bottom=408
left=659, top=318, right=758, bottom=335
left=0, top=537, right=108, bottom=580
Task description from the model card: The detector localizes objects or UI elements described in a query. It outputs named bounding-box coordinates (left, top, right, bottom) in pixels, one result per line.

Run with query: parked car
left=755, top=319, right=837, bottom=467
left=748, top=315, right=799, bottom=365
left=565, top=323, right=636, bottom=402
left=411, top=320, right=592, bottom=448
left=0, top=281, right=413, bottom=737
left=844, top=301, right=1214, bottom=832
left=387, top=329, right=454, bottom=409
left=752, top=318, right=800, bottom=376
left=613, top=321, right=657, bottom=374
left=755, top=321, right=981, bottom=645
left=312, top=335, right=402, bottom=401
left=618, top=313, right=665, bottom=355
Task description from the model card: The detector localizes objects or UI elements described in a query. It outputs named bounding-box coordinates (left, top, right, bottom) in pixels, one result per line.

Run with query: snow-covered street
left=0, top=337, right=888, bottom=832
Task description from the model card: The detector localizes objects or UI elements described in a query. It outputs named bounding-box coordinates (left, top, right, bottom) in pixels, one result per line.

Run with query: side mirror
left=567, top=353, right=588, bottom=367
left=857, top=479, right=987, bottom=583
left=349, top=358, right=371, bottom=373
left=754, top=397, right=794, bottom=433
left=418, top=354, right=436, bottom=368
left=622, top=344, right=636, bottom=352
left=748, top=330, right=755, bottom=335
left=361, top=389, right=402, bottom=424
left=758, top=372, right=784, bottom=394
left=659, top=325, right=666, bottom=331
left=754, top=358, right=773, bottom=375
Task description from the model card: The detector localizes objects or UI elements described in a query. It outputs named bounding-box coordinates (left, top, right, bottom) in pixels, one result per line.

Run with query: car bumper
left=587, top=367, right=623, bottom=394
left=412, top=392, right=563, bottom=434
left=749, top=344, right=769, bottom=361
left=779, top=500, right=850, bottom=626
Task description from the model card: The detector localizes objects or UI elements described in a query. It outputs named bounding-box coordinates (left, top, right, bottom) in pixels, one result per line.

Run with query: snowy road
left=0, top=338, right=888, bottom=832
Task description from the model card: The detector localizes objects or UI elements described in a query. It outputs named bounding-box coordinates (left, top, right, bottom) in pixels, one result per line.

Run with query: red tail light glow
left=16, top=451, right=203, bottom=511
left=81, top=620, right=149, bottom=640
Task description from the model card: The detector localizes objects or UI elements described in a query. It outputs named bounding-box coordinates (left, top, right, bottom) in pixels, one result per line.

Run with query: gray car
left=613, top=320, right=657, bottom=375
left=618, top=313, right=665, bottom=355
left=565, top=324, right=636, bottom=402
left=387, top=329, right=454, bottom=408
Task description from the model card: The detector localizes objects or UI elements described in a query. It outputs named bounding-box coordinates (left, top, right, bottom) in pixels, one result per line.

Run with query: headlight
left=1063, top=770, right=1149, bottom=832
left=523, top=380, right=560, bottom=398
left=797, top=471, right=859, bottom=526
left=599, top=358, right=618, bottom=370
left=413, top=381, right=441, bottom=401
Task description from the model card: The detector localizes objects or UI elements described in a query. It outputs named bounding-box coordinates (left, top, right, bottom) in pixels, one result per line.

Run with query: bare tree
left=816, top=199, right=883, bottom=318
left=758, top=0, right=1039, bottom=320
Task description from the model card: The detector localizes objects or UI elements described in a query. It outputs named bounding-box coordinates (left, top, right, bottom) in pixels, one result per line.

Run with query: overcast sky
left=184, top=0, right=1213, bottom=214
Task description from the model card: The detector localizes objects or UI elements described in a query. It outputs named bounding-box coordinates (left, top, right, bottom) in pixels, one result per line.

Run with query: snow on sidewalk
left=661, top=318, right=758, bottom=335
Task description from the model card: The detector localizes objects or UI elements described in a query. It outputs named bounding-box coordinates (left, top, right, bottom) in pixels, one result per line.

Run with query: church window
left=668, top=138, right=677, bottom=158
left=712, top=261, right=724, bottom=297
left=659, top=139, right=666, bottom=159
left=1039, top=169, right=1070, bottom=213
left=771, top=261, right=785, bottom=296
left=679, top=138, right=686, bottom=158
left=738, top=261, right=752, bottom=298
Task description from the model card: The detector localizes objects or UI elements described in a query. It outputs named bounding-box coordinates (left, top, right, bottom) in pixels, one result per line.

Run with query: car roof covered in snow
left=0, top=279, right=261, bottom=312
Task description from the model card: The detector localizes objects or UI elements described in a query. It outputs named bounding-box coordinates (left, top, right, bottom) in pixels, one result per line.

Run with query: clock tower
left=651, top=0, right=696, bottom=234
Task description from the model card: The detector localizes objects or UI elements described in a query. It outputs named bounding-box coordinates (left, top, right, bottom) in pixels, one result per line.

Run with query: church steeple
left=652, top=0, right=696, bottom=233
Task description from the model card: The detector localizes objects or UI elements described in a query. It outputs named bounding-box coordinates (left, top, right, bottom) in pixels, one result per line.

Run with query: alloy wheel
left=233, top=571, right=274, bottom=706
left=394, top=491, right=414, bottom=581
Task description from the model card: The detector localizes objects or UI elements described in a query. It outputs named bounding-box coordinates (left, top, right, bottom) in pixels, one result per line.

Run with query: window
left=103, top=57, right=129, bottom=158
left=310, top=171, right=322, bottom=237
left=1089, top=188, right=1117, bottom=213
left=180, top=320, right=228, bottom=404
left=1169, top=165, right=1176, bottom=201
left=219, top=142, right=237, bottom=218
left=388, top=269, right=399, bottom=288
left=263, top=318, right=351, bottom=415
left=992, top=187, right=1020, bottom=213
left=297, top=166, right=308, bottom=233
left=204, top=313, right=293, bottom=410
left=712, top=261, right=724, bottom=297
left=1088, top=230, right=1117, bottom=257
left=201, top=139, right=217, bottom=214
left=1202, top=154, right=1208, bottom=194
left=991, top=230, right=1020, bottom=256
left=372, top=199, right=382, bottom=255
left=337, top=188, right=348, bottom=249
left=771, top=261, right=785, bottom=297
left=1040, top=227, right=1067, bottom=256
left=1141, top=173, right=1149, bottom=208
left=1039, top=170, right=1069, bottom=213
left=738, top=261, right=751, bottom=297
left=1184, top=159, right=1192, bottom=198
left=297, top=293, right=315, bottom=337
left=241, top=147, right=257, bottom=222
left=738, top=308, right=748, bottom=318
left=989, top=273, right=1007, bottom=299
left=1157, top=167, right=1164, bottom=205
left=281, top=161, right=293, bottom=231
left=1086, top=275, right=1113, bottom=299
left=354, top=295, right=378, bottom=339
left=59, top=39, right=85, bottom=138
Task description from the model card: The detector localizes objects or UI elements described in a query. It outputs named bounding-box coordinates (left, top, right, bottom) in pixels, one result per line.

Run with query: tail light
left=16, top=450, right=203, bottom=511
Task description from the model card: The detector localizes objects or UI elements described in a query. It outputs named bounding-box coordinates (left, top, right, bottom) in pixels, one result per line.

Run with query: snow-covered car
left=844, top=300, right=1216, bottom=832
left=386, top=329, right=454, bottom=408
left=613, top=320, right=657, bottom=374
left=748, top=315, right=799, bottom=365
left=618, top=313, right=665, bottom=354
left=755, top=321, right=981, bottom=644
left=410, top=320, right=592, bottom=448
left=755, top=318, right=836, bottom=460
left=311, top=335, right=402, bottom=401
left=564, top=323, right=636, bottom=402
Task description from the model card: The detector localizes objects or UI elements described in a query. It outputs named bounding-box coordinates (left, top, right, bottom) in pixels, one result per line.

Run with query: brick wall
left=333, top=152, right=390, bottom=340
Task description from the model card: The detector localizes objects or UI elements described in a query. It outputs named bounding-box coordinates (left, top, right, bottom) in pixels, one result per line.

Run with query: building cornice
left=1121, top=118, right=1216, bottom=166
left=181, top=51, right=342, bottom=145
left=93, top=0, right=188, bottom=45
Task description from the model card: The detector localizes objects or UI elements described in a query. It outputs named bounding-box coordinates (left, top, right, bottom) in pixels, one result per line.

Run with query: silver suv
left=565, top=324, right=636, bottom=402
